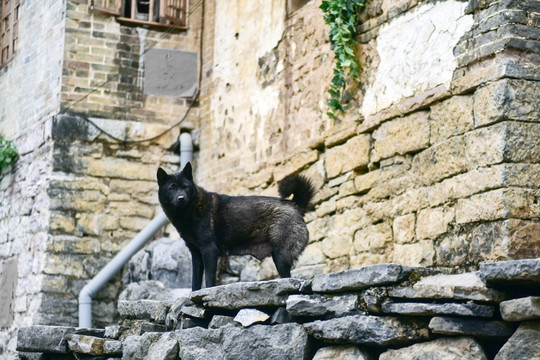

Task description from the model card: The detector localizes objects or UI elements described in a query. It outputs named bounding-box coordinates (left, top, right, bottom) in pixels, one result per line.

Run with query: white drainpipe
left=78, top=132, right=193, bottom=328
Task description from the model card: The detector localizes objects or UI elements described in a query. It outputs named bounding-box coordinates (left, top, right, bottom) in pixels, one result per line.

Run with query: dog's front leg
left=186, top=243, right=204, bottom=291
left=201, top=243, right=220, bottom=288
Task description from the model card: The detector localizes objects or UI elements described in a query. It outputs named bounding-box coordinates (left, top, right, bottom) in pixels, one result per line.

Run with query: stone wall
left=0, top=0, right=203, bottom=358
left=0, top=0, right=65, bottom=356
left=15, top=259, right=540, bottom=359
left=196, top=0, right=540, bottom=280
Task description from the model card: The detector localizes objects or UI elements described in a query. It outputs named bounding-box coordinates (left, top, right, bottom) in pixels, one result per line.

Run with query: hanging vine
left=0, top=134, right=17, bottom=173
left=320, top=0, right=366, bottom=120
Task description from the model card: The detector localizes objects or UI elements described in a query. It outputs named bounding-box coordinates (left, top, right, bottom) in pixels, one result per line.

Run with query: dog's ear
left=157, top=167, right=169, bottom=186
left=181, top=162, right=193, bottom=181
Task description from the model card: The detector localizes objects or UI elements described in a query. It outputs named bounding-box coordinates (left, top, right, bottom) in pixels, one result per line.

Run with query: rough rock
left=124, top=237, right=192, bottom=288
left=379, top=337, right=487, bottom=360
left=176, top=323, right=308, bottom=360
left=190, top=278, right=307, bottom=309
left=234, top=308, right=270, bottom=327
left=286, top=294, right=359, bottom=318
left=382, top=302, right=494, bottom=318
left=121, top=333, right=160, bottom=359
left=495, top=321, right=540, bottom=360
left=118, top=300, right=172, bottom=324
left=313, top=345, right=371, bottom=360
left=208, top=315, right=237, bottom=329
left=388, top=272, right=507, bottom=302
left=146, top=332, right=179, bottom=360
left=180, top=304, right=207, bottom=319
left=429, top=316, right=515, bottom=338
left=269, top=307, right=293, bottom=324
left=500, top=296, right=540, bottom=322
left=119, top=280, right=190, bottom=301
left=479, top=259, right=540, bottom=287
left=303, top=315, right=429, bottom=347
left=165, top=296, right=193, bottom=329
left=312, top=264, right=412, bottom=293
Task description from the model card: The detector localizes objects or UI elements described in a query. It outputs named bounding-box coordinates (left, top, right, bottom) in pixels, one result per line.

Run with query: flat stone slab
left=389, top=272, right=507, bottom=302
left=382, top=302, right=494, bottom=318
left=303, top=315, right=429, bottom=347
left=500, top=296, right=540, bottom=321
left=67, top=334, right=122, bottom=356
left=17, top=326, right=75, bottom=354
left=479, top=259, right=540, bottom=287
left=429, top=316, right=515, bottom=338
left=16, top=326, right=105, bottom=354
left=118, top=299, right=172, bottom=324
left=190, top=278, right=307, bottom=309
left=312, top=264, right=412, bottom=293
left=286, top=294, right=359, bottom=318
left=176, top=323, right=308, bottom=360
left=495, top=321, right=540, bottom=360
left=379, top=337, right=487, bottom=360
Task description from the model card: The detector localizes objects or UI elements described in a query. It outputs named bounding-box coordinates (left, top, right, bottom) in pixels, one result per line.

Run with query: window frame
left=0, top=0, right=20, bottom=70
left=88, top=0, right=188, bottom=30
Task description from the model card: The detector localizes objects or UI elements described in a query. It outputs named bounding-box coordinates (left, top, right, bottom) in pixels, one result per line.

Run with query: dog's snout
left=177, top=195, right=185, bottom=201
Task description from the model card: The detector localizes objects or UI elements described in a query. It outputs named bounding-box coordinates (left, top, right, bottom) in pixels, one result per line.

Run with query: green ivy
left=0, top=134, right=18, bottom=172
left=320, top=0, right=366, bottom=120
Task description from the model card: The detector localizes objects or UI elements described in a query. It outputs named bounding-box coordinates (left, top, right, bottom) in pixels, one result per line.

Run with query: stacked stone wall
left=1, top=1, right=203, bottom=358
left=196, top=0, right=540, bottom=281
left=0, top=0, right=66, bottom=357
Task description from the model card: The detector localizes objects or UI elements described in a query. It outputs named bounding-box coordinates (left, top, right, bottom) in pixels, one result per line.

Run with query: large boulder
left=176, top=323, right=308, bottom=360
left=124, top=237, right=192, bottom=288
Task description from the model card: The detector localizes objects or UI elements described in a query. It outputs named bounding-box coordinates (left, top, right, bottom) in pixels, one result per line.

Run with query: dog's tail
left=279, top=174, right=316, bottom=215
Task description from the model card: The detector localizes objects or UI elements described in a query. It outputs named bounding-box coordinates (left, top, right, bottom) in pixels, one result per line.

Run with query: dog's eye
left=169, top=184, right=176, bottom=190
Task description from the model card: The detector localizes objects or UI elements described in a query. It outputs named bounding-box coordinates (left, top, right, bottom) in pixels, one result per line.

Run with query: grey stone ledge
left=479, top=258, right=540, bottom=286
left=382, top=302, right=495, bottom=318
left=190, top=278, right=308, bottom=309
left=16, top=326, right=105, bottom=354
left=429, top=316, right=515, bottom=338
left=388, top=272, right=508, bottom=302
left=286, top=294, right=360, bottom=318
left=312, top=264, right=413, bottom=293
left=304, top=315, right=429, bottom=347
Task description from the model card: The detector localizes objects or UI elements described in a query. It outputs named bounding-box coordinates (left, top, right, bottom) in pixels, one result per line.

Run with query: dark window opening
left=88, top=0, right=188, bottom=29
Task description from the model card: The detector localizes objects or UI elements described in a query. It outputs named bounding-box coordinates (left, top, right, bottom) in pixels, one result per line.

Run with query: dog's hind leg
left=272, top=249, right=292, bottom=278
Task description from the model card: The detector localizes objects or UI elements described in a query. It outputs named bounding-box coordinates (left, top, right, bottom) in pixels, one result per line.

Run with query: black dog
left=157, top=163, right=316, bottom=290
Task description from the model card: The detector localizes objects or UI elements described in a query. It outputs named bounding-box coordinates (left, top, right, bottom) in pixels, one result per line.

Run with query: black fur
left=157, top=163, right=316, bottom=290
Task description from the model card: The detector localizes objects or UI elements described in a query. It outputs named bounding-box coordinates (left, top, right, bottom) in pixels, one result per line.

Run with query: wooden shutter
left=164, top=0, right=188, bottom=28
left=1, top=0, right=20, bottom=68
left=87, top=0, right=121, bottom=16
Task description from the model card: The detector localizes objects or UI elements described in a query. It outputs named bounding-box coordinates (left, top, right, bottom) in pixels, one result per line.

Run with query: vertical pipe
left=78, top=133, right=193, bottom=328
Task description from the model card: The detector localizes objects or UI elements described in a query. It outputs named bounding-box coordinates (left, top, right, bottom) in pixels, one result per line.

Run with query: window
left=0, top=0, right=20, bottom=69
left=88, top=0, right=188, bottom=29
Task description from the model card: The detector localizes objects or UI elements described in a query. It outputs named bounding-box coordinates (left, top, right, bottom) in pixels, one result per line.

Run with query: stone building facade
left=0, top=0, right=539, bottom=358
